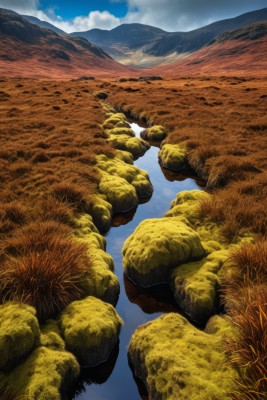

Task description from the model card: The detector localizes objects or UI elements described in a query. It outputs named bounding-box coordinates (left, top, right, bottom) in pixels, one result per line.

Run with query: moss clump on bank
left=97, top=153, right=153, bottom=199
left=171, top=250, right=229, bottom=323
left=108, top=134, right=150, bottom=158
left=128, top=313, right=238, bottom=400
left=1, top=346, right=79, bottom=400
left=123, top=217, right=205, bottom=287
left=73, top=214, right=119, bottom=305
left=102, top=107, right=150, bottom=157
left=59, top=296, right=123, bottom=366
left=141, top=125, right=167, bottom=141
left=99, top=171, right=138, bottom=212
left=158, top=143, right=187, bottom=170
left=0, top=303, right=40, bottom=371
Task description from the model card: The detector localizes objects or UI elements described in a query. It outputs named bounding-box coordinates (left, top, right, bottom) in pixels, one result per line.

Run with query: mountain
left=148, top=22, right=267, bottom=77
left=0, top=8, right=133, bottom=78
left=22, top=14, right=67, bottom=36
left=70, top=8, right=267, bottom=67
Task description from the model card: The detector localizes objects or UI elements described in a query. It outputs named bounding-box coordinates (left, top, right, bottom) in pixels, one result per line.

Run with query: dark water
left=75, top=122, right=202, bottom=400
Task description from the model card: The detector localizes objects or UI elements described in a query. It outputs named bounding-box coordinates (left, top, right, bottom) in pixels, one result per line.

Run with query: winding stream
left=75, top=122, right=203, bottom=400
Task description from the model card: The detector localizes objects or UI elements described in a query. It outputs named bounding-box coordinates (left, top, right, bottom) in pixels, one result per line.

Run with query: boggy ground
left=0, top=78, right=151, bottom=398
left=0, top=76, right=266, bottom=399
left=107, top=76, right=267, bottom=399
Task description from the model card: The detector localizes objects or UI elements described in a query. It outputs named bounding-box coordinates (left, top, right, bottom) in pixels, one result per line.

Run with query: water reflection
left=124, top=274, right=179, bottom=314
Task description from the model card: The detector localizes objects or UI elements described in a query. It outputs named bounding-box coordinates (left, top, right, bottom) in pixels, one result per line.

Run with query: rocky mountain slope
left=0, top=8, right=132, bottom=78
left=70, top=7, right=267, bottom=66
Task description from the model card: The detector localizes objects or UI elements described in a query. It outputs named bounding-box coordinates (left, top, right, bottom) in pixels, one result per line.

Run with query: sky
left=0, top=0, right=266, bottom=33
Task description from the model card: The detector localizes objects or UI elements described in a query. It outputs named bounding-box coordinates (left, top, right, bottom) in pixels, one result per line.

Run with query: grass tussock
left=223, top=241, right=267, bottom=400
left=0, top=221, right=90, bottom=320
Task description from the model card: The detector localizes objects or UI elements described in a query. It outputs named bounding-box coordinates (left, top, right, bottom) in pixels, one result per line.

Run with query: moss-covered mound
left=73, top=214, right=119, bottom=305
left=99, top=171, right=138, bottom=212
left=102, top=112, right=129, bottom=130
left=158, top=143, right=187, bottom=170
left=1, top=346, right=79, bottom=400
left=171, top=250, right=229, bottom=323
left=59, top=296, right=123, bottom=366
left=106, top=127, right=135, bottom=137
left=108, top=134, right=150, bottom=158
left=40, top=320, right=66, bottom=351
left=97, top=153, right=153, bottom=199
left=128, top=313, right=238, bottom=399
left=0, top=303, right=40, bottom=371
left=141, top=125, right=167, bottom=141
left=122, top=217, right=205, bottom=287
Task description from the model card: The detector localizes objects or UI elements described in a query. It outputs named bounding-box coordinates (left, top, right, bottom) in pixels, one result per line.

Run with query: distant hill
left=70, top=7, right=267, bottom=67
left=0, top=8, right=133, bottom=78
left=147, top=22, right=267, bottom=77
left=22, top=14, right=67, bottom=36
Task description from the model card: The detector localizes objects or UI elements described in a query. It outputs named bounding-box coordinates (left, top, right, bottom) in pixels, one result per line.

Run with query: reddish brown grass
left=0, top=221, right=90, bottom=320
left=223, top=241, right=267, bottom=400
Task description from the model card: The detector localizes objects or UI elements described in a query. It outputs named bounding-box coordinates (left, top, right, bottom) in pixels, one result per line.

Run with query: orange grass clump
left=0, top=221, right=90, bottom=320
left=223, top=241, right=267, bottom=400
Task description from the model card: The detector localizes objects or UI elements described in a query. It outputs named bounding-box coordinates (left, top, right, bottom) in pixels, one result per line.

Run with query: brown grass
left=0, top=221, right=90, bottom=320
left=223, top=241, right=267, bottom=400
left=0, top=79, right=116, bottom=320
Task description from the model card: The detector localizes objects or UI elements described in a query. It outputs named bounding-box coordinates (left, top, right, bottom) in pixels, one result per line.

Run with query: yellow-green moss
left=106, top=127, right=135, bottom=137
left=40, top=320, right=65, bottom=351
left=171, top=250, right=230, bottom=323
left=1, top=347, right=79, bottom=400
left=141, top=125, right=167, bottom=141
left=88, top=194, right=113, bottom=233
left=115, top=149, right=134, bottom=165
left=59, top=296, right=123, bottom=366
left=97, top=154, right=153, bottom=198
left=108, top=134, right=150, bottom=157
left=73, top=214, right=119, bottom=304
left=158, top=143, right=187, bottom=170
left=128, top=313, right=238, bottom=400
left=122, top=217, right=205, bottom=287
left=0, top=303, right=40, bottom=371
left=99, top=171, right=138, bottom=212
left=102, top=113, right=129, bottom=130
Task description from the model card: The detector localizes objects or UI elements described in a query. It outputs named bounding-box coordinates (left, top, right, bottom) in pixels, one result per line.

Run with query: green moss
left=97, top=154, right=153, bottom=198
left=158, top=143, right=187, bottom=170
left=0, top=303, right=40, bottom=371
left=106, top=127, right=135, bottom=137
left=99, top=171, right=138, bottom=212
left=1, top=346, right=79, bottom=400
left=122, top=217, right=205, bottom=287
left=115, top=149, right=134, bottom=165
left=59, top=296, right=123, bottom=366
left=40, top=320, right=65, bottom=351
left=88, top=194, right=113, bottom=233
left=171, top=250, right=230, bottom=323
left=73, top=214, right=119, bottom=305
left=108, top=134, right=150, bottom=157
left=128, top=313, right=238, bottom=400
left=102, top=113, right=129, bottom=130
left=141, top=125, right=167, bottom=141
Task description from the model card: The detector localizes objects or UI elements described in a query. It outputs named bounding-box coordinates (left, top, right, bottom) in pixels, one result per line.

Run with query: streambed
left=75, top=122, right=203, bottom=399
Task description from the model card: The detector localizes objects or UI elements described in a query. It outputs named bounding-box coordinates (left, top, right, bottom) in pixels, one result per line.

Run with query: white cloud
left=1, top=0, right=266, bottom=33
left=122, top=0, right=267, bottom=31
left=0, top=0, right=120, bottom=32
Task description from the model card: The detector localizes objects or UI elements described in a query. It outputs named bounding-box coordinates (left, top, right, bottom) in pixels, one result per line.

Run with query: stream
left=75, top=122, right=203, bottom=400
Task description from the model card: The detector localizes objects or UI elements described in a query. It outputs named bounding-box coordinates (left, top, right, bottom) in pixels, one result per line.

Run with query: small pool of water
left=75, top=122, right=202, bottom=400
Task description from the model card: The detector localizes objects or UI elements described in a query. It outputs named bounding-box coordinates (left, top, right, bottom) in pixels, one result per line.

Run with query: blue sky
left=0, top=0, right=266, bottom=32
left=39, top=0, right=128, bottom=20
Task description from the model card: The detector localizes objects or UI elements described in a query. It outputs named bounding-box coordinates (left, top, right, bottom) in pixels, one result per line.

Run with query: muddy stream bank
left=75, top=121, right=203, bottom=400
